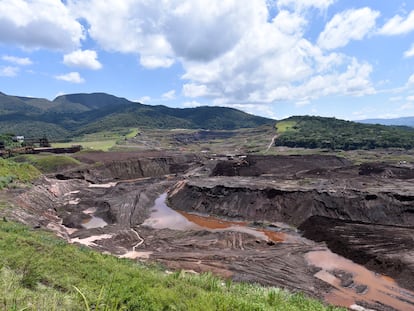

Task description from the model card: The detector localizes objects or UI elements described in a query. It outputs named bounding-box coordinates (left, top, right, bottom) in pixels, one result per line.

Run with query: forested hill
left=275, top=116, right=414, bottom=150
left=0, top=92, right=274, bottom=139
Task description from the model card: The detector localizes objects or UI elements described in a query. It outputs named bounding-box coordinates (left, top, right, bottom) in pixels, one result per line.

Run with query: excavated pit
left=5, top=152, right=414, bottom=311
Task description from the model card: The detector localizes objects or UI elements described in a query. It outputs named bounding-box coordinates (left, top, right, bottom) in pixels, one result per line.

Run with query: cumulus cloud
left=163, top=1, right=263, bottom=62
left=2, top=55, right=32, bottom=66
left=65, top=0, right=376, bottom=112
left=68, top=0, right=174, bottom=68
left=63, top=50, right=102, bottom=70
left=379, top=10, right=414, bottom=36
left=0, top=0, right=84, bottom=50
left=0, top=66, right=18, bottom=77
left=55, top=72, right=84, bottom=83
left=68, top=0, right=266, bottom=66
left=162, top=90, right=176, bottom=100
left=318, top=7, right=380, bottom=50
left=404, top=44, right=414, bottom=58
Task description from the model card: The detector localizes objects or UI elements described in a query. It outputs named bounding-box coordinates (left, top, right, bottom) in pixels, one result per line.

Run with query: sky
left=1, top=0, right=414, bottom=121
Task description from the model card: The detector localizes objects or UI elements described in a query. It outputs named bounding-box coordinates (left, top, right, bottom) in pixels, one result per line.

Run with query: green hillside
left=275, top=116, right=414, bottom=150
left=0, top=92, right=274, bottom=139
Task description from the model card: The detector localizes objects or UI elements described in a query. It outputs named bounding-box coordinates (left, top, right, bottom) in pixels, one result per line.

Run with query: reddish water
left=306, top=250, right=414, bottom=311
left=144, top=193, right=286, bottom=243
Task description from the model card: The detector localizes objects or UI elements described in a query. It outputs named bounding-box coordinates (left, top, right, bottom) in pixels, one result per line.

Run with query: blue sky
left=1, top=0, right=414, bottom=121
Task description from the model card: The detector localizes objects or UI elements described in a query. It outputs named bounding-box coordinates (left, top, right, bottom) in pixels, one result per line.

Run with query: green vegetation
left=0, top=158, right=40, bottom=189
left=275, top=121, right=297, bottom=133
left=275, top=116, right=414, bottom=150
left=53, top=128, right=139, bottom=151
left=0, top=92, right=274, bottom=140
left=0, top=220, right=344, bottom=311
left=12, top=154, right=81, bottom=173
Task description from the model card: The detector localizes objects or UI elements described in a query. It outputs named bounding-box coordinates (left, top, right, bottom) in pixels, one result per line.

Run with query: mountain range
left=360, top=117, right=414, bottom=127
left=0, top=92, right=274, bottom=140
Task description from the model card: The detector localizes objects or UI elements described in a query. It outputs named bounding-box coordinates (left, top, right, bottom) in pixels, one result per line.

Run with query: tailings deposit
left=5, top=151, right=414, bottom=311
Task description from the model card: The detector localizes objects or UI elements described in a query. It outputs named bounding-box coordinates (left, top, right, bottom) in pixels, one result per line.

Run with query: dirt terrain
left=3, top=150, right=414, bottom=311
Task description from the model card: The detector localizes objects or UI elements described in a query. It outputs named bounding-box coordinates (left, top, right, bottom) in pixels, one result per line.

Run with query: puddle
left=82, top=216, right=108, bottom=229
left=306, top=250, right=414, bottom=311
left=142, top=193, right=199, bottom=230
left=144, top=193, right=287, bottom=243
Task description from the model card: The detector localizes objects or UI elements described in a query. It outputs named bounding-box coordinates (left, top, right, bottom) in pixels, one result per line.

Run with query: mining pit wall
left=167, top=180, right=414, bottom=227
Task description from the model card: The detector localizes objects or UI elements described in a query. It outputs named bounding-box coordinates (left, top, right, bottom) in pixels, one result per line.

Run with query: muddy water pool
left=146, top=193, right=414, bottom=311
left=306, top=250, right=414, bottom=311
left=82, top=216, right=108, bottom=229
left=143, top=193, right=288, bottom=242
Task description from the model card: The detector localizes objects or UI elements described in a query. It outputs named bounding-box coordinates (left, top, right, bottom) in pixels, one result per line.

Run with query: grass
left=53, top=140, right=117, bottom=152
left=12, top=154, right=82, bottom=173
left=0, top=219, right=345, bottom=311
left=275, top=121, right=297, bottom=133
left=0, top=158, right=40, bottom=189
left=53, top=128, right=139, bottom=152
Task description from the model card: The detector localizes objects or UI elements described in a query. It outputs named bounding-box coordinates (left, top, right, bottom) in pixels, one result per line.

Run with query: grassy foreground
left=0, top=219, right=344, bottom=311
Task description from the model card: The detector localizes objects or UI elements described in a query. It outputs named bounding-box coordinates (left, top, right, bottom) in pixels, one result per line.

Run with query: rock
left=355, top=284, right=368, bottom=294
left=350, top=304, right=377, bottom=311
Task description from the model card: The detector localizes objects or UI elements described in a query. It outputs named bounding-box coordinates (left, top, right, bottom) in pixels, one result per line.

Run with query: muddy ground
left=3, top=151, right=414, bottom=311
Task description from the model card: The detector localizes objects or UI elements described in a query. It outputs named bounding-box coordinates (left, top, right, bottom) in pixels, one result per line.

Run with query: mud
left=299, top=216, right=414, bottom=292
left=3, top=151, right=414, bottom=311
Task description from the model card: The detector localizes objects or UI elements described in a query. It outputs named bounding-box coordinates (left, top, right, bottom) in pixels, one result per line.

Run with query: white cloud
left=63, top=50, right=102, bottom=70
left=137, top=96, right=151, bottom=104
left=318, top=8, right=380, bottom=50
left=68, top=0, right=267, bottom=66
left=404, top=43, right=414, bottom=58
left=183, top=84, right=210, bottom=98
left=163, top=1, right=263, bottom=62
left=66, top=0, right=377, bottom=111
left=182, top=101, right=202, bottom=108
left=277, top=0, right=336, bottom=11
left=408, top=74, right=414, bottom=85
left=407, top=95, right=414, bottom=101
left=0, top=0, right=84, bottom=50
left=162, top=90, right=176, bottom=100
left=68, top=0, right=174, bottom=68
left=379, top=10, right=414, bottom=36
left=399, top=102, right=414, bottom=111
left=140, top=55, right=174, bottom=69
left=2, top=55, right=32, bottom=65
left=55, top=72, right=84, bottom=83
left=0, top=66, right=18, bottom=77
left=272, top=10, right=307, bottom=35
